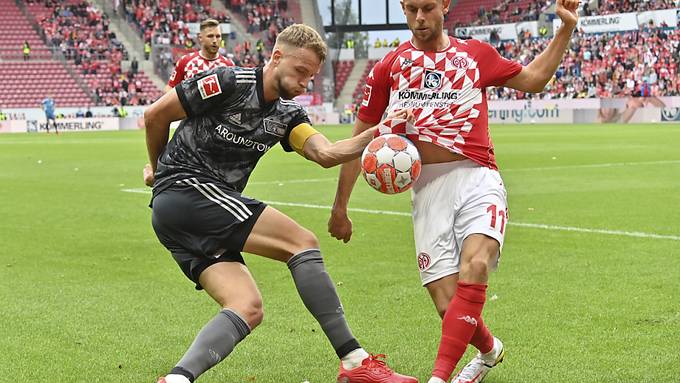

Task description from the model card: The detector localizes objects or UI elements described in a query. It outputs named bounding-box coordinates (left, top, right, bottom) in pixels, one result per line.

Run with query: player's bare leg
left=244, top=206, right=417, bottom=382
left=160, top=263, right=261, bottom=383
left=428, top=235, right=504, bottom=383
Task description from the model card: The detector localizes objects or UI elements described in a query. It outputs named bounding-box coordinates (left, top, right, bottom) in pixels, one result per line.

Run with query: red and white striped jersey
left=168, top=51, right=235, bottom=88
left=358, top=37, right=522, bottom=170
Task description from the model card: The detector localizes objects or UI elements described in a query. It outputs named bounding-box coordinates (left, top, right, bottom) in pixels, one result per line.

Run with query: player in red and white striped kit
left=165, top=19, right=234, bottom=93
left=329, top=1, right=580, bottom=382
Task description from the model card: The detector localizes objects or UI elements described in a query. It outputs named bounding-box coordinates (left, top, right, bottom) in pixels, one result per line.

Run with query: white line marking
left=249, top=177, right=337, bottom=185
left=121, top=188, right=680, bottom=241
left=502, top=160, right=680, bottom=172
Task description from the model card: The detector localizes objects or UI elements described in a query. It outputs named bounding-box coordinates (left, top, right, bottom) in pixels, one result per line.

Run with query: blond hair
left=200, top=19, right=220, bottom=31
left=275, top=24, right=327, bottom=63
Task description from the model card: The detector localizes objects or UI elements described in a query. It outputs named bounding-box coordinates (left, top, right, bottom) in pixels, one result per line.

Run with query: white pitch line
left=120, top=188, right=680, bottom=241
left=502, top=159, right=680, bottom=172
left=249, top=177, right=337, bottom=185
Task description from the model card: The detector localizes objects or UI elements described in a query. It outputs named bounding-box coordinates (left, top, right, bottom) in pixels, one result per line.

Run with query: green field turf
left=1, top=123, right=679, bottom=383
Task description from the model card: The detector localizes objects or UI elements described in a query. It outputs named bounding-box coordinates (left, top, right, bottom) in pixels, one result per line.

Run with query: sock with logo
left=432, top=282, right=488, bottom=381
left=288, top=249, right=361, bottom=359
left=172, top=308, right=251, bottom=382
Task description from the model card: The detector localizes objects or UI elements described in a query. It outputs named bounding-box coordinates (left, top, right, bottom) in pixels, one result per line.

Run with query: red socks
left=470, top=316, right=494, bottom=354
left=432, top=282, right=489, bottom=381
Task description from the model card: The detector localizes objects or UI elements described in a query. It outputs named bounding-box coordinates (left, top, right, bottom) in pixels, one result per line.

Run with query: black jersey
left=153, top=66, right=310, bottom=195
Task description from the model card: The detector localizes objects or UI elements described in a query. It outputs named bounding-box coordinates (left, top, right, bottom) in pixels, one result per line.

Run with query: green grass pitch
left=1, top=123, right=679, bottom=382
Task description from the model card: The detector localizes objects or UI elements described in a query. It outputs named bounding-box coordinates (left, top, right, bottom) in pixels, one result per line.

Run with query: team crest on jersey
left=423, top=70, right=443, bottom=90
left=451, top=56, right=470, bottom=69
left=228, top=113, right=242, bottom=125
left=263, top=119, right=287, bottom=137
left=198, top=74, right=222, bottom=100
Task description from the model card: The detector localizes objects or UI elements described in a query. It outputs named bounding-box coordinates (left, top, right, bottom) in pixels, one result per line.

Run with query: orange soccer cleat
left=337, top=354, right=418, bottom=383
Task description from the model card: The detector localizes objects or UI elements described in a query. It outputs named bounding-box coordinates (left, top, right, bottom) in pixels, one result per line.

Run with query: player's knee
left=231, top=297, right=264, bottom=329
left=461, top=256, right=489, bottom=279
left=291, top=228, right=320, bottom=254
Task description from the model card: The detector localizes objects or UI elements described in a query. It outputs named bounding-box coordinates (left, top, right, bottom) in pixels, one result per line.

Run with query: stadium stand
left=595, top=0, right=679, bottom=15
left=119, top=0, right=230, bottom=48
left=446, top=0, right=679, bottom=32
left=0, top=0, right=163, bottom=108
left=0, top=61, right=91, bottom=108
left=489, top=28, right=680, bottom=100
left=445, top=0, right=549, bottom=31
left=351, top=59, right=378, bottom=107
left=333, top=60, right=354, bottom=98
left=225, top=0, right=297, bottom=49
left=31, top=0, right=161, bottom=105
left=0, top=0, right=51, bottom=60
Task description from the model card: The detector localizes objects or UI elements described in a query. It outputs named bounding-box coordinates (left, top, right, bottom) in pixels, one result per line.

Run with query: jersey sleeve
left=281, top=107, right=312, bottom=153
left=357, top=59, right=392, bottom=125
left=473, top=40, right=523, bottom=88
left=176, top=67, right=236, bottom=117
left=167, top=56, right=187, bottom=88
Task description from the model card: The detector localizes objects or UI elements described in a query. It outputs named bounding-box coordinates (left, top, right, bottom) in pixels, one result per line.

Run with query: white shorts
left=411, top=160, right=508, bottom=286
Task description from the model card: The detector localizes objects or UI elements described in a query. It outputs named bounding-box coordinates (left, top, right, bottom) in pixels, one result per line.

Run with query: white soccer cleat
left=451, top=337, right=505, bottom=383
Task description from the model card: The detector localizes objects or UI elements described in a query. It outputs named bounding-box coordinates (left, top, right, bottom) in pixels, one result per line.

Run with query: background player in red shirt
left=328, top=1, right=580, bottom=382
left=165, top=18, right=234, bottom=92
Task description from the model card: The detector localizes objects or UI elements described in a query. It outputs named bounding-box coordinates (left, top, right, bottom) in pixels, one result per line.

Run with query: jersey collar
left=255, top=67, right=274, bottom=109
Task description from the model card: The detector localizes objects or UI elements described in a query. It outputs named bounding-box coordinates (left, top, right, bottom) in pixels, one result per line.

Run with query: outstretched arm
left=504, top=0, right=579, bottom=93
left=300, top=123, right=377, bottom=168
left=300, top=110, right=413, bottom=169
left=142, top=89, right=186, bottom=186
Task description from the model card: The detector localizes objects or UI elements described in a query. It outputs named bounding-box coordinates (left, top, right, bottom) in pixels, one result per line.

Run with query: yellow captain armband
left=289, top=123, right=320, bottom=156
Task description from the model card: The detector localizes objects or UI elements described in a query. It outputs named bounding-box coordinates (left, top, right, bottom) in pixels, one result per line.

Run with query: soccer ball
left=361, top=134, right=421, bottom=194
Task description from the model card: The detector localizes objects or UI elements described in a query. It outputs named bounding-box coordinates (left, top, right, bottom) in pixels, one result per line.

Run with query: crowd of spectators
left=453, top=0, right=678, bottom=31
left=89, top=57, right=157, bottom=107
left=594, top=0, right=679, bottom=16
left=472, top=0, right=548, bottom=27
left=226, top=0, right=295, bottom=49
left=29, top=1, right=160, bottom=107
left=120, top=0, right=230, bottom=48
left=488, top=28, right=680, bottom=100
left=36, top=1, right=127, bottom=62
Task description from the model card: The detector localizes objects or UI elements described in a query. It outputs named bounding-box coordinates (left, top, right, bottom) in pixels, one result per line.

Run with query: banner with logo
left=661, top=108, right=680, bottom=122
left=455, top=23, right=518, bottom=41
left=488, top=106, right=573, bottom=124
left=553, top=12, right=639, bottom=34
left=25, top=118, right=120, bottom=133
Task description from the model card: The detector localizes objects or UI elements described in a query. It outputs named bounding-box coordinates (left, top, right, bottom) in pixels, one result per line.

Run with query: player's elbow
left=143, top=108, right=155, bottom=129
left=144, top=104, right=164, bottom=129
left=304, top=139, right=339, bottom=168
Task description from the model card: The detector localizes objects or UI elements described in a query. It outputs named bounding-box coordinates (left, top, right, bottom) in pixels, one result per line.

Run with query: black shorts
left=151, top=179, right=266, bottom=289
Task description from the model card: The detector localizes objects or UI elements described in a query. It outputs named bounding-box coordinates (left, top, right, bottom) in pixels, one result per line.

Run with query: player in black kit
left=143, top=24, right=418, bottom=383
